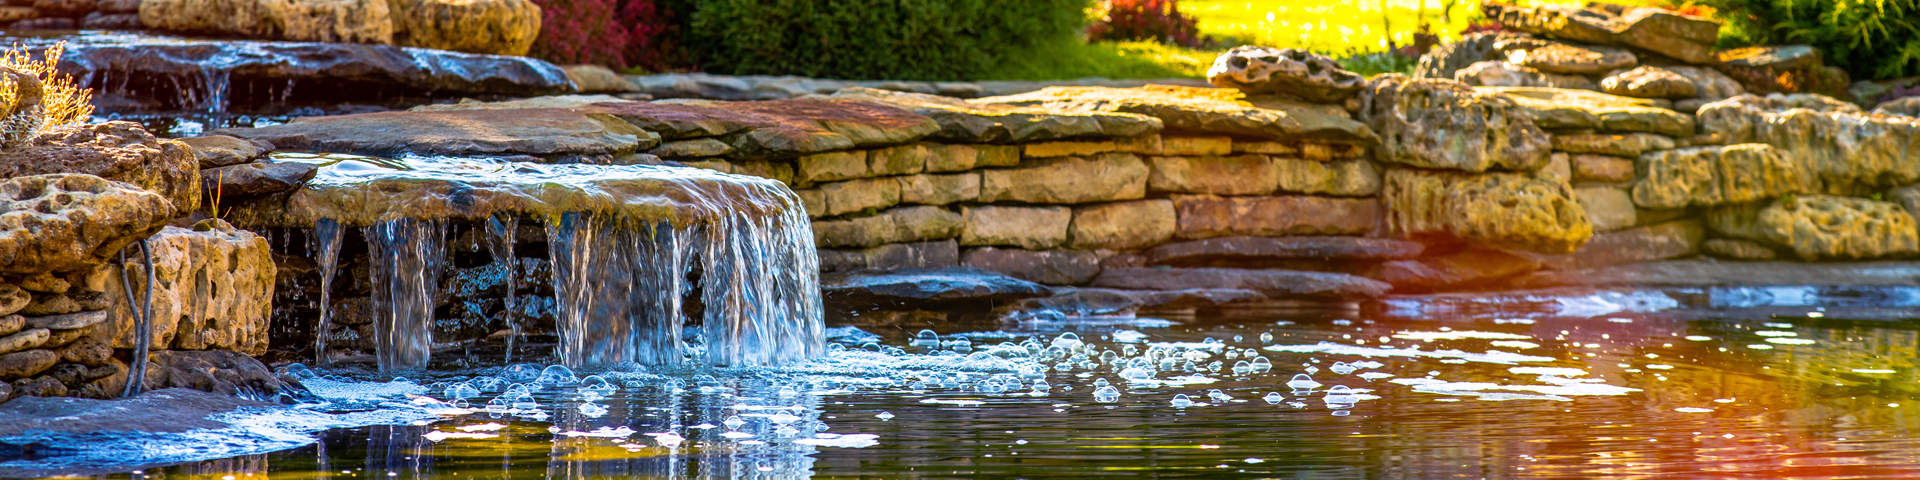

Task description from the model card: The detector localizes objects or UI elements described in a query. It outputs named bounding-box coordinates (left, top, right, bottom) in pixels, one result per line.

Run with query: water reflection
left=74, top=291, right=1920, bottom=478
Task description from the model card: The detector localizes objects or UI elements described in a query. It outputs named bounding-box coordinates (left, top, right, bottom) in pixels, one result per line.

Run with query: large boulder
left=1382, top=168, right=1593, bottom=254
left=1698, top=94, right=1920, bottom=195
left=0, top=175, right=174, bottom=275
left=1206, top=46, right=1365, bottom=103
left=392, top=0, right=540, bottom=56
left=139, top=0, right=394, bottom=44
left=0, top=122, right=198, bottom=216
left=105, top=221, right=276, bottom=355
left=1710, top=195, right=1920, bottom=261
left=1632, top=144, right=1819, bottom=209
left=1361, top=75, right=1553, bottom=172
left=974, top=84, right=1377, bottom=145
left=1483, top=2, right=1721, bottom=64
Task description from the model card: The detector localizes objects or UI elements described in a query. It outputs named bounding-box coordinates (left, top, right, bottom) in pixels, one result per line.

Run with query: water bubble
left=536, top=365, right=579, bottom=386
left=1099, top=350, right=1120, bottom=365
left=1170, top=394, right=1194, bottom=408
left=1263, top=392, right=1284, bottom=404
left=577, top=375, right=616, bottom=398
left=504, top=364, right=542, bottom=382
left=722, top=415, right=746, bottom=430
left=1122, top=345, right=1138, bottom=357
left=509, top=393, right=539, bottom=410
left=1330, top=362, right=1357, bottom=375
left=1304, top=365, right=1320, bottom=374
left=1120, top=367, right=1155, bottom=381
left=1233, top=335, right=1244, bottom=343
left=471, top=377, right=506, bottom=392
left=485, top=397, right=509, bottom=413
left=1053, top=332, right=1084, bottom=349
left=445, top=383, right=480, bottom=400
left=390, top=376, right=410, bottom=384
left=875, top=411, right=895, bottom=421
left=769, top=412, right=801, bottom=425
left=1207, top=389, right=1232, bottom=403
left=1093, top=378, right=1111, bottom=389
left=1260, top=332, right=1274, bottom=343
left=1158, top=357, right=1178, bottom=370
left=910, top=329, right=941, bottom=349
left=777, top=386, right=799, bottom=398
left=1093, top=386, right=1121, bottom=403
left=579, top=403, right=609, bottom=417
left=504, top=383, right=532, bottom=397
left=1207, top=360, right=1223, bottom=372
left=452, top=399, right=470, bottom=408
left=1204, top=337, right=1220, bottom=344
left=1244, top=348, right=1259, bottom=358
left=775, top=426, right=800, bottom=437
left=1323, top=385, right=1360, bottom=408
left=1286, top=374, right=1322, bottom=390
left=827, top=343, right=846, bottom=353
left=1232, top=361, right=1253, bottom=376
left=1224, top=349, right=1240, bottom=360
left=280, top=363, right=318, bottom=379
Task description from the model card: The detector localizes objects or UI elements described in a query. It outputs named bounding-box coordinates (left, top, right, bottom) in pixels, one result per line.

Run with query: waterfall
left=485, top=214, right=520, bottom=363
left=364, top=218, right=449, bottom=371
left=310, top=218, right=343, bottom=365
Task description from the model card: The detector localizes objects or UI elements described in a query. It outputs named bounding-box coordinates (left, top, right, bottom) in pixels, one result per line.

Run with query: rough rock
left=0, top=315, right=19, bottom=336
left=1544, top=219, right=1702, bottom=271
left=795, top=151, right=868, bottom=184
left=1506, top=42, right=1636, bottom=75
left=960, top=248, right=1101, bottom=285
left=1206, top=46, right=1366, bottom=103
left=1454, top=61, right=1597, bottom=90
left=821, top=267, right=1051, bottom=312
left=0, top=388, right=288, bottom=474
left=81, top=12, right=145, bottom=29
left=0, top=122, right=199, bottom=216
left=1173, top=195, right=1379, bottom=239
left=866, top=144, right=929, bottom=176
left=1143, top=136, right=1233, bottom=156
left=1024, top=140, right=1117, bottom=158
left=1022, top=288, right=1266, bottom=316
left=0, top=174, right=175, bottom=275
left=1574, top=186, right=1638, bottom=231
left=818, top=240, right=958, bottom=272
left=894, top=173, right=979, bottom=206
left=1876, top=97, right=1920, bottom=118
left=651, top=138, right=733, bottom=158
left=828, top=87, right=1161, bottom=143
left=139, top=350, right=293, bottom=396
left=98, top=0, right=141, bottom=13
left=960, top=206, right=1071, bottom=250
left=0, top=287, right=24, bottom=317
left=0, top=329, right=47, bottom=356
left=925, top=144, right=1018, bottom=172
left=562, top=65, right=638, bottom=94
left=1754, top=195, right=1920, bottom=260
left=1273, top=158, right=1380, bottom=196
left=1699, top=94, right=1920, bottom=195
left=1570, top=154, right=1636, bottom=183
left=1483, top=86, right=1690, bottom=136
left=1665, top=65, right=1746, bottom=101
left=1552, top=133, right=1674, bottom=157
left=1600, top=66, right=1698, bottom=99
left=1703, top=238, right=1777, bottom=260
left=36, top=0, right=94, bottom=16
left=814, top=178, right=900, bottom=217
left=139, top=0, right=394, bottom=44
left=201, top=161, right=319, bottom=202
left=104, top=222, right=275, bottom=355
left=1382, top=168, right=1593, bottom=254
left=55, top=337, right=111, bottom=367
left=1380, top=248, right=1542, bottom=292
left=219, top=108, right=657, bottom=159
left=1361, top=75, right=1553, bottom=172
left=23, top=310, right=105, bottom=330
left=14, top=275, right=63, bottom=295
left=587, top=99, right=938, bottom=160
left=1414, top=31, right=1532, bottom=81
left=978, top=153, right=1147, bottom=204
left=0, top=349, right=56, bottom=378
left=1146, top=155, right=1276, bottom=195
left=1090, top=267, right=1390, bottom=300
left=12, top=377, right=66, bottom=398
left=1631, top=144, right=1818, bottom=209
left=811, top=206, right=962, bottom=248
left=177, top=135, right=272, bottom=169
left=1484, top=2, right=1721, bottom=64
left=1068, top=199, right=1176, bottom=251
left=1717, top=45, right=1823, bottom=72
left=974, top=84, right=1377, bottom=144
left=393, top=0, right=541, bottom=56
left=1145, top=236, right=1422, bottom=267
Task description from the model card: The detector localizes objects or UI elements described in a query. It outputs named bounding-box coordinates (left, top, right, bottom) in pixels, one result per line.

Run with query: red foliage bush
left=1087, top=0, right=1215, bottom=49
left=1460, top=20, right=1503, bottom=36
left=527, top=0, right=688, bottom=71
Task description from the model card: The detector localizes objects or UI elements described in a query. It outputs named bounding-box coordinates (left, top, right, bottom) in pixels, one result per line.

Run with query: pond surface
left=84, top=289, right=1920, bottom=479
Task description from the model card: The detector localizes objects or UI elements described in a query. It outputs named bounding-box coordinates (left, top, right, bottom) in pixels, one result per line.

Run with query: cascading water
left=234, top=153, right=824, bottom=371
left=310, top=218, right=343, bottom=365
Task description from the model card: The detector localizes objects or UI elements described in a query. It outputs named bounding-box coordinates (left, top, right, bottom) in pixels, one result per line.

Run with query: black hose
left=118, top=239, right=155, bottom=398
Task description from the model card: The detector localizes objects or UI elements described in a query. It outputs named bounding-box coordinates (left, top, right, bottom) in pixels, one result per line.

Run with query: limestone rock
left=1090, top=267, right=1390, bottom=300
left=0, top=349, right=56, bottom=379
left=1484, top=2, right=1721, bottom=64
left=1759, top=195, right=1920, bottom=260
left=1382, top=168, right=1593, bottom=254
left=816, top=178, right=900, bottom=217
left=1570, top=154, right=1635, bottom=183
left=1552, top=133, right=1674, bottom=157
left=812, top=206, right=962, bottom=248
left=0, top=174, right=175, bottom=275
left=1273, top=158, right=1380, bottom=196
left=1601, top=66, right=1698, bottom=99
left=689, top=99, right=939, bottom=160
left=650, top=138, right=733, bottom=158
left=1664, top=65, right=1746, bottom=101
left=24, top=310, right=106, bottom=330
left=1876, top=97, right=1920, bottom=118
left=1024, top=140, right=1117, bottom=158
left=561, top=65, right=637, bottom=94
left=1068, top=200, right=1176, bottom=251
left=0, top=287, right=24, bottom=317
left=55, top=337, right=111, bottom=367
left=1414, top=31, right=1532, bottom=81
left=821, top=267, right=1051, bottom=312
left=1506, top=42, right=1636, bottom=75
left=222, top=108, right=658, bottom=159
left=1482, top=86, right=1689, bottom=136
left=0, top=315, right=18, bottom=336
left=1698, top=94, right=1920, bottom=195
left=1146, top=155, right=1276, bottom=195
left=1632, top=144, right=1819, bottom=209
left=36, top=0, right=95, bottom=16
left=960, top=206, right=1070, bottom=250
left=0, top=329, right=47, bottom=356
left=1207, top=46, right=1366, bottom=103
left=1172, top=195, right=1379, bottom=239
left=1380, top=248, right=1542, bottom=292
left=392, top=0, right=539, bottom=55
left=796, top=151, right=867, bottom=184
left=201, top=161, right=319, bottom=202
left=1454, top=61, right=1597, bottom=90
left=1361, top=75, right=1553, bottom=172
left=974, top=85, right=1377, bottom=144
left=1144, top=136, right=1233, bottom=156
left=817, top=240, right=958, bottom=272
left=1703, top=238, right=1776, bottom=260
left=1717, top=45, right=1823, bottom=72
left=177, top=135, right=272, bottom=169
left=139, top=0, right=394, bottom=44
left=960, top=248, right=1101, bottom=286
left=978, top=153, right=1147, bottom=204
left=926, top=144, right=1018, bottom=172
left=827, top=87, right=1161, bottom=144
left=0, top=122, right=199, bottom=216
left=1546, top=219, right=1702, bottom=270
left=142, top=350, right=294, bottom=396
left=12, top=377, right=66, bottom=398
left=896, top=173, right=979, bottom=206
left=1145, top=236, right=1423, bottom=266
left=1575, top=186, right=1637, bottom=232
left=104, top=222, right=276, bottom=355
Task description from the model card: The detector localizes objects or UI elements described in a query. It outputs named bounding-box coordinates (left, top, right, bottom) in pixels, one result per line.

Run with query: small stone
left=0, top=349, right=58, bottom=379
left=16, top=274, right=70, bottom=294
left=25, top=310, right=108, bottom=331
left=1574, top=186, right=1638, bottom=232
left=978, top=154, right=1148, bottom=204
left=1363, top=75, right=1553, bottom=173
left=56, top=336, right=112, bottom=367
left=1147, top=155, right=1277, bottom=195
left=1506, top=43, right=1637, bottom=75
left=812, top=206, right=963, bottom=249
left=19, top=294, right=80, bottom=316
left=960, top=248, right=1102, bottom=285
left=1570, top=154, right=1635, bottom=183
left=730, top=160, right=794, bottom=185
left=818, top=240, right=959, bottom=272
left=1068, top=199, right=1177, bottom=251
left=960, top=206, right=1071, bottom=250
left=1207, top=46, right=1366, bottom=103
left=1600, top=66, right=1699, bottom=99
left=0, top=328, right=47, bottom=355
left=1172, top=195, right=1379, bottom=239
left=1233, top=141, right=1298, bottom=155
left=1703, top=238, right=1777, bottom=260
left=896, top=173, right=980, bottom=206
left=561, top=65, right=637, bottom=93
left=923, top=144, right=982, bottom=172
left=11, top=376, right=65, bottom=398
left=1454, top=61, right=1597, bottom=90
left=0, top=286, right=25, bottom=317
left=1155, top=136, right=1232, bottom=156
left=1716, top=45, right=1823, bottom=72
left=795, top=150, right=868, bottom=184
left=816, top=178, right=901, bottom=217
left=0, top=315, right=20, bottom=337
left=1552, top=133, right=1674, bottom=157
left=867, top=144, right=930, bottom=176
left=392, top=0, right=542, bottom=56
left=1023, top=141, right=1116, bottom=158
left=1273, top=158, right=1381, bottom=196
left=648, top=138, right=733, bottom=158
left=41, top=327, right=94, bottom=349
left=201, top=161, right=320, bottom=200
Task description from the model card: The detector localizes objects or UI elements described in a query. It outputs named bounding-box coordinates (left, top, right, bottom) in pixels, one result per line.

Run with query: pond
left=81, top=289, right=1920, bottom=479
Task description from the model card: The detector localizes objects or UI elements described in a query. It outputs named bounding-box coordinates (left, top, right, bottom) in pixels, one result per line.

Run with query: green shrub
left=1695, top=0, right=1920, bottom=80
left=682, top=0, right=1090, bottom=80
